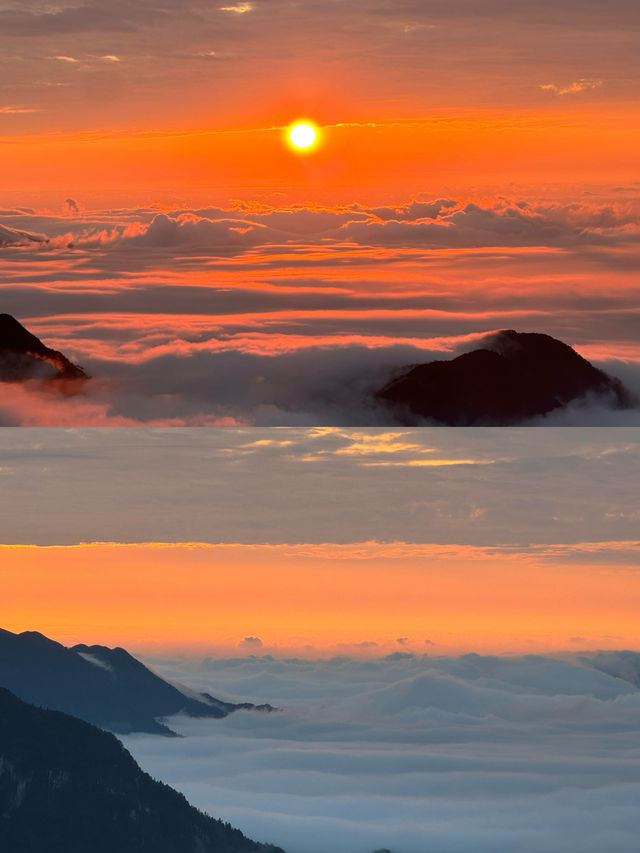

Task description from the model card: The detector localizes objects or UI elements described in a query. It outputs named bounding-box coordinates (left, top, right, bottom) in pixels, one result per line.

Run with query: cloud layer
left=122, top=651, right=640, bottom=853
left=2, top=195, right=640, bottom=424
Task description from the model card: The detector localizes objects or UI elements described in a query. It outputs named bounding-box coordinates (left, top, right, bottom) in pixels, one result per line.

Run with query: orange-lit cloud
left=1, top=193, right=640, bottom=424
left=0, top=105, right=39, bottom=114
left=540, top=79, right=604, bottom=96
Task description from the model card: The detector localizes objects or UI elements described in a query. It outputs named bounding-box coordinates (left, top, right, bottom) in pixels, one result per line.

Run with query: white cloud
left=122, top=652, right=640, bottom=853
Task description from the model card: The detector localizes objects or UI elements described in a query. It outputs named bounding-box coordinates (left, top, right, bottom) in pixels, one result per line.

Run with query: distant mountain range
left=0, top=686, right=285, bottom=853
left=376, top=329, right=632, bottom=425
left=0, top=313, right=87, bottom=382
left=0, top=628, right=273, bottom=736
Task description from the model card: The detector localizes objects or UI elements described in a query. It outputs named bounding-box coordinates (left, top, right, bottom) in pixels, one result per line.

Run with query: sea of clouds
left=2, top=196, right=640, bottom=424
left=122, top=652, right=640, bottom=853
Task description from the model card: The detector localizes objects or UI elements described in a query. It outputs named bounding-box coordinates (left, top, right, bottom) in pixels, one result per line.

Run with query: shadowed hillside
left=0, top=687, right=285, bottom=853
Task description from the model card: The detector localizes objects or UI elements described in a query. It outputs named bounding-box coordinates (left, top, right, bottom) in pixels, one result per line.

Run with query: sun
left=287, top=122, right=318, bottom=151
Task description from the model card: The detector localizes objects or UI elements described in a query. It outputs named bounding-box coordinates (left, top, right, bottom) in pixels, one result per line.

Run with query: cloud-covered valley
left=121, top=651, right=640, bottom=853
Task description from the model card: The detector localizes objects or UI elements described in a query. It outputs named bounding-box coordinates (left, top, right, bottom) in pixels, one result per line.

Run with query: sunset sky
left=2, top=2, right=640, bottom=424
left=1, top=427, right=639, bottom=654
left=2, top=0, right=640, bottom=199
left=4, top=11, right=640, bottom=846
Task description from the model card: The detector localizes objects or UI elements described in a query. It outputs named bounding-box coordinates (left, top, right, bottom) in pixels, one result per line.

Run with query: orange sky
left=3, top=1, right=640, bottom=202
left=2, top=2, right=640, bottom=427
left=3, top=542, right=639, bottom=656
left=3, top=109, right=640, bottom=203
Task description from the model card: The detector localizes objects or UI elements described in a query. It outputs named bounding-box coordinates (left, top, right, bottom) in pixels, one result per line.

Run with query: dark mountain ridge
left=0, top=313, right=87, bottom=382
left=0, top=686, right=285, bottom=853
left=0, top=628, right=273, bottom=736
left=376, top=329, right=632, bottom=425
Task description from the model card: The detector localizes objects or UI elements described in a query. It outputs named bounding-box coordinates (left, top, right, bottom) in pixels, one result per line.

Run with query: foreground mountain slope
left=0, top=628, right=271, bottom=736
left=0, top=313, right=87, bottom=382
left=376, top=329, right=632, bottom=425
left=0, top=687, right=285, bottom=853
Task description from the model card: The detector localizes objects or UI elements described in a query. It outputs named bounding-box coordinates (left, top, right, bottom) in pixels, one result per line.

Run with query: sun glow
left=3, top=542, right=640, bottom=654
left=287, top=122, right=318, bottom=150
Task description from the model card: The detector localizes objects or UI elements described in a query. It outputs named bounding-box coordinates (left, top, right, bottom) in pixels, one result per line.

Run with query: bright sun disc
left=288, top=123, right=317, bottom=149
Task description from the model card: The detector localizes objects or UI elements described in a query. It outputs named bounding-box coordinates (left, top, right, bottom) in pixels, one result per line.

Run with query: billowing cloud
left=2, top=196, right=640, bottom=425
left=7, top=197, right=640, bottom=253
left=120, top=651, right=640, bottom=853
left=106, top=212, right=278, bottom=249
left=0, top=340, right=637, bottom=427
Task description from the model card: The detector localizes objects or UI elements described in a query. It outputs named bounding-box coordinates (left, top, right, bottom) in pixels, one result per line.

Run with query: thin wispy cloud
left=0, top=428, right=638, bottom=547
left=0, top=105, right=39, bottom=114
left=540, top=78, right=603, bottom=95
left=219, top=3, right=253, bottom=12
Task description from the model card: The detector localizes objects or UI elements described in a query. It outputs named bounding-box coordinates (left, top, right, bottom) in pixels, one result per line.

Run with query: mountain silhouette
left=0, top=313, right=88, bottom=382
left=0, top=628, right=273, bottom=736
left=0, top=687, right=285, bottom=853
left=376, top=330, right=632, bottom=425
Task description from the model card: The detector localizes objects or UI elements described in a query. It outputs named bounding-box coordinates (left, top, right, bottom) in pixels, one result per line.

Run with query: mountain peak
left=376, top=329, right=632, bottom=425
left=0, top=313, right=88, bottom=382
left=0, top=627, right=270, bottom=736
